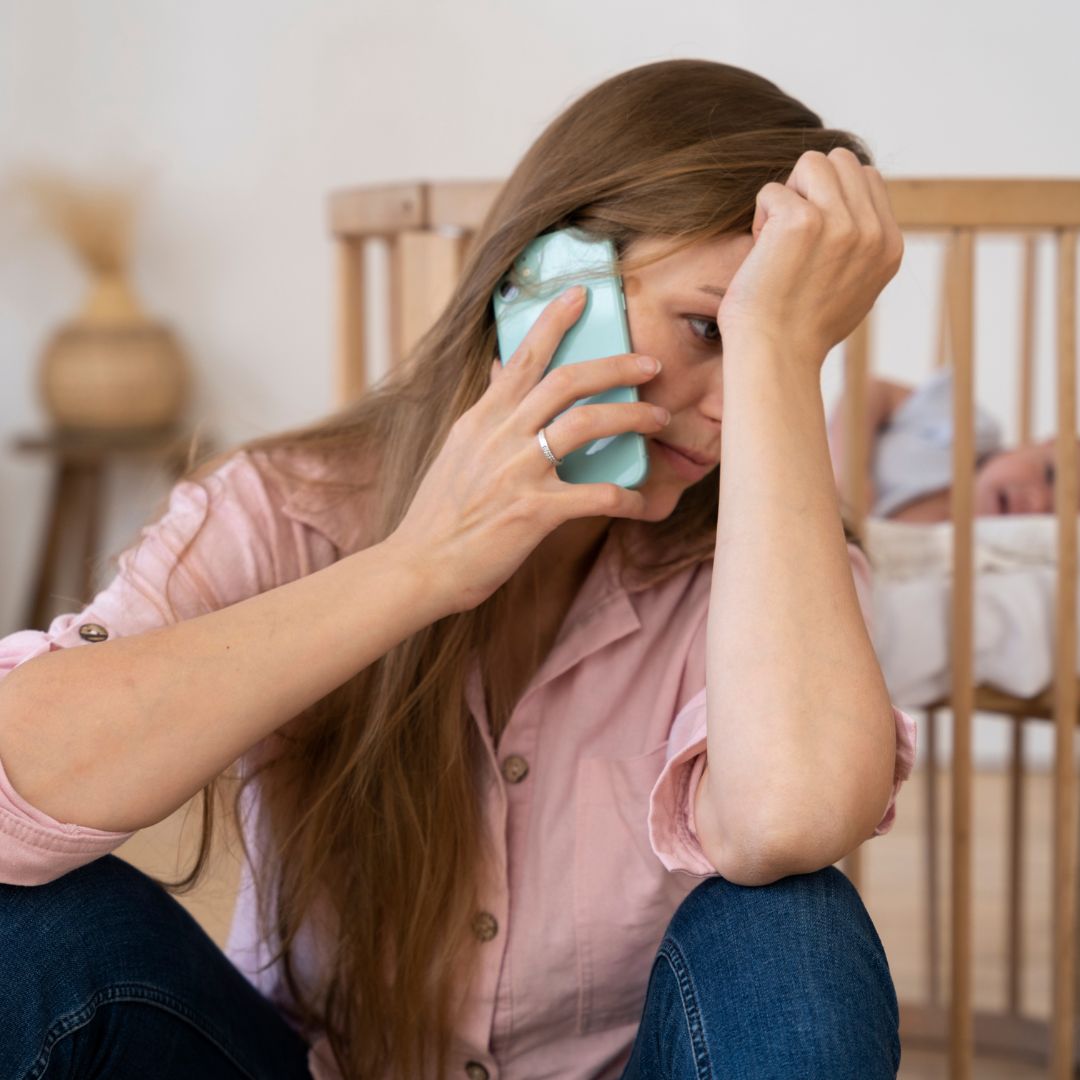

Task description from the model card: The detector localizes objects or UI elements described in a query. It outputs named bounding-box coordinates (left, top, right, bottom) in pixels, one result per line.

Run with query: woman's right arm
left=0, top=289, right=669, bottom=881
left=0, top=537, right=450, bottom=836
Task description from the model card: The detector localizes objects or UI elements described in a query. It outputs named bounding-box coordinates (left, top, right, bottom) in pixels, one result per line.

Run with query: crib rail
left=879, top=198, right=1079, bottom=1080
left=327, top=177, right=1080, bottom=1079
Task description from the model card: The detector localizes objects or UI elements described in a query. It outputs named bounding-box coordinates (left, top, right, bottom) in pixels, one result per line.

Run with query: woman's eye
left=687, top=316, right=723, bottom=346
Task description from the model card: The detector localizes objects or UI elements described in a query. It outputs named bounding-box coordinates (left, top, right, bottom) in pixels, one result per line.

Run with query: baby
left=827, top=368, right=1060, bottom=523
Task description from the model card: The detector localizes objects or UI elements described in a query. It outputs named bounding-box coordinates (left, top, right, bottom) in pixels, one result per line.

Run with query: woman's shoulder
left=234, top=443, right=382, bottom=557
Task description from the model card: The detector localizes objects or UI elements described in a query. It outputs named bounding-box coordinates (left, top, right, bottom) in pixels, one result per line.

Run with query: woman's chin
left=634, top=482, right=684, bottom=522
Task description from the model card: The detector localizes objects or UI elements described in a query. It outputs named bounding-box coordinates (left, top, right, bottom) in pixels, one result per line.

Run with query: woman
left=828, top=368, right=1064, bottom=522
left=0, top=60, right=916, bottom=1079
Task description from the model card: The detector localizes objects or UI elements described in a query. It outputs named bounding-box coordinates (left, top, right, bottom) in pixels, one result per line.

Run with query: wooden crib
left=326, top=177, right=1080, bottom=1079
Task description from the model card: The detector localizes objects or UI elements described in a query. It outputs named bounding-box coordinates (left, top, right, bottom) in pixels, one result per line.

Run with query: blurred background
left=3, top=1, right=1078, bottom=677
left=2, top=2, right=1079, bottom=1075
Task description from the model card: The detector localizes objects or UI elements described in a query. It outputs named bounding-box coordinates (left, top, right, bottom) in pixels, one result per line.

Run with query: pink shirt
left=0, top=449, right=916, bottom=1080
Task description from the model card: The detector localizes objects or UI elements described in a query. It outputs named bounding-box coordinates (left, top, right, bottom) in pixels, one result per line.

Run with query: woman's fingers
left=737, top=149, right=903, bottom=355
left=491, top=286, right=587, bottom=407
left=862, top=166, right=905, bottom=272
left=782, top=150, right=854, bottom=234
left=826, top=147, right=883, bottom=240
left=540, top=399, right=670, bottom=463
left=517, top=352, right=662, bottom=433
left=811, top=149, right=903, bottom=275
left=547, top=480, right=653, bottom=525
left=782, top=149, right=893, bottom=257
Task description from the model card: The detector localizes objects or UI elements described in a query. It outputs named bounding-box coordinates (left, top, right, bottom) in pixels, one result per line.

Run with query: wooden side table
left=11, top=425, right=215, bottom=631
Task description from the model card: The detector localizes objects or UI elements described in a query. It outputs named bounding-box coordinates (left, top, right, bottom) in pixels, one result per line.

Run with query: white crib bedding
left=864, top=515, right=1074, bottom=707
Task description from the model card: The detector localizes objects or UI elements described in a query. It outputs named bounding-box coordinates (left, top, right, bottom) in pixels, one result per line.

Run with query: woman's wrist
left=364, top=536, right=462, bottom=624
left=721, top=334, right=826, bottom=402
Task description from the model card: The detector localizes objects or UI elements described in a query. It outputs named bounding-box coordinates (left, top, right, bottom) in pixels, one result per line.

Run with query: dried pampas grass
left=12, top=169, right=149, bottom=276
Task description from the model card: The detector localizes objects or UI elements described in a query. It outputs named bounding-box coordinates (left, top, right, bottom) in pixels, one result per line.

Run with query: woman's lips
left=653, top=439, right=716, bottom=478
left=659, top=440, right=713, bottom=466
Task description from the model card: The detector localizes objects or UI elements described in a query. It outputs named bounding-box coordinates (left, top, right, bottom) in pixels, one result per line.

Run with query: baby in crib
left=826, top=368, right=1062, bottom=523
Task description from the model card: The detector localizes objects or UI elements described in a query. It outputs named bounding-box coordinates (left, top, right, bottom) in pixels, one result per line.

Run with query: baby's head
left=974, top=437, right=1067, bottom=515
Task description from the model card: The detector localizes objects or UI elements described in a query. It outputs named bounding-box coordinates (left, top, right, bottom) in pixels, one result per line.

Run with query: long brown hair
left=142, top=59, right=871, bottom=1079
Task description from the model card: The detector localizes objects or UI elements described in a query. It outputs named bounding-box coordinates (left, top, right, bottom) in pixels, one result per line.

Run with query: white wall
left=2, top=0, right=1078, bottom=766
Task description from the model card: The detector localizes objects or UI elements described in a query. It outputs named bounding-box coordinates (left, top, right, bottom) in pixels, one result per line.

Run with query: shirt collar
left=270, top=449, right=375, bottom=555
left=271, top=448, right=700, bottom=650
left=280, top=482, right=370, bottom=555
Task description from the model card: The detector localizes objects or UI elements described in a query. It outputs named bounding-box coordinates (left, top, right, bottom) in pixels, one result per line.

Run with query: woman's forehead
left=624, top=233, right=753, bottom=290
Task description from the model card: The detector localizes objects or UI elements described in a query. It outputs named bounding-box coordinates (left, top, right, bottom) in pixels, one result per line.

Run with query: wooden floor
left=117, top=765, right=1066, bottom=1078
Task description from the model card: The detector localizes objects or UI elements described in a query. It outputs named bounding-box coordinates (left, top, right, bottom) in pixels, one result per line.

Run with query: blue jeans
left=0, top=855, right=899, bottom=1079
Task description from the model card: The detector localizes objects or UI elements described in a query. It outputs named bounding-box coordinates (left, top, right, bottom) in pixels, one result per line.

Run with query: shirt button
left=78, top=623, right=109, bottom=643
left=465, top=1063, right=490, bottom=1080
left=471, top=911, right=498, bottom=943
left=500, top=754, right=529, bottom=784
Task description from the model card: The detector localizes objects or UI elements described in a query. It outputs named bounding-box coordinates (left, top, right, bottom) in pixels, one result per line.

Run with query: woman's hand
left=716, top=147, right=904, bottom=368
left=389, top=286, right=670, bottom=614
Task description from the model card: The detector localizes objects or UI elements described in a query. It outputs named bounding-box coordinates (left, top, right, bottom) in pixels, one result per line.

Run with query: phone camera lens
left=498, top=280, right=520, bottom=301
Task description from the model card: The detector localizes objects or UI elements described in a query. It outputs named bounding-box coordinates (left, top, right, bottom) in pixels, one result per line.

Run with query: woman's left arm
left=693, top=148, right=905, bottom=887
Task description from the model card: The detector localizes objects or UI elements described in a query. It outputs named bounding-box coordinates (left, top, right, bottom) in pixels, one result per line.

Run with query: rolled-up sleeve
left=1, top=450, right=293, bottom=676
left=647, top=541, right=919, bottom=876
left=0, top=450, right=329, bottom=885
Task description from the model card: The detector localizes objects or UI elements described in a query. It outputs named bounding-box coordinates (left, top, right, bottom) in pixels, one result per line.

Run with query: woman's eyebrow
left=697, top=284, right=727, bottom=298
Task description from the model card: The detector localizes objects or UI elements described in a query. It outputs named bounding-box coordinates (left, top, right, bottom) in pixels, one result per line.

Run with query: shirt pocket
left=573, top=742, right=697, bottom=1035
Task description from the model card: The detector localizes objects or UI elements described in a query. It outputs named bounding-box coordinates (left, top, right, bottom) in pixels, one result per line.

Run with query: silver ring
left=537, top=427, right=564, bottom=467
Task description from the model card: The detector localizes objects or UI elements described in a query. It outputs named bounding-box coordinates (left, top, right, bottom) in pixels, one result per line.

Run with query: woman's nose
left=697, top=368, right=724, bottom=424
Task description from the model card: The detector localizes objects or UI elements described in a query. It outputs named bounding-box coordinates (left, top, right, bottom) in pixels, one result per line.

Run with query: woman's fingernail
left=562, top=285, right=586, bottom=305
left=652, top=405, right=670, bottom=423
left=637, top=356, right=660, bottom=373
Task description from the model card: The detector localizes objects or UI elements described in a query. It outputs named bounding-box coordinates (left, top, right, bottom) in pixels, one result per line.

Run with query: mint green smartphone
left=491, top=227, right=650, bottom=489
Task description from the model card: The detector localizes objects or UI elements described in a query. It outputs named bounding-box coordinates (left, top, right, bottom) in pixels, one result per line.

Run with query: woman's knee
left=0, top=856, right=313, bottom=1080
left=660, top=865, right=900, bottom=1074
left=0, top=855, right=181, bottom=989
left=667, top=864, right=878, bottom=957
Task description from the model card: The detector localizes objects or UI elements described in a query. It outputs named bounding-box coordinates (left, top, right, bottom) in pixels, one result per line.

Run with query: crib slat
left=387, top=235, right=404, bottom=368
left=335, top=238, right=367, bottom=407
left=1019, top=236, right=1038, bottom=446
left=393, top=230, right=468, bottom=364
left=837, top=308, right=878, bottom=893
left=1003, top=205, right=1038, bottom=1012
left=935, top=251, right=951, bottom=371
left=839, top=316, right=871, bottom=895
left=841, top=316, right=871, bottom=532
left=926, top=708, right=942, bottom=1006
left=1006, top=719, right=1025, bottom=1015
left=1051, top=227, right=1078, bottom=1079
left=948, top=228, right=976, bottom=1080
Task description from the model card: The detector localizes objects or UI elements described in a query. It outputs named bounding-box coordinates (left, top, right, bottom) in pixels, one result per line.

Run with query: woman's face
left=619, top=235, right=1075, bottom=523
left=974, top=439, right=1062, bottom=516
left=619, top=232, right=754, bottom=520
